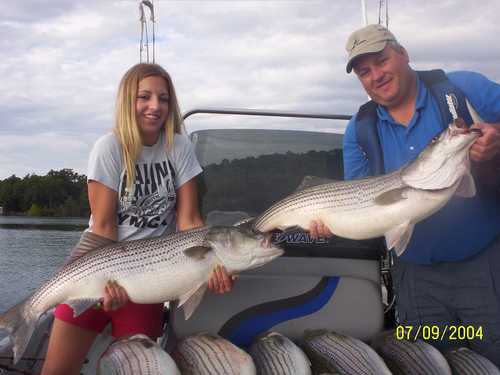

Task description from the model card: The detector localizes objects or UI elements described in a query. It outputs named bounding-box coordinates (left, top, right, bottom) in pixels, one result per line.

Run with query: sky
left=1, top=0, right=499, bottom=179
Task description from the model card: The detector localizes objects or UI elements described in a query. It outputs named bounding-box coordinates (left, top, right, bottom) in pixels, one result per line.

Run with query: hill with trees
left=0, top=169, right=89, bottom=217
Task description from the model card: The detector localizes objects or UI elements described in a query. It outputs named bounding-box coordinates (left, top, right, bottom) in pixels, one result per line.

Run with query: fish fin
left=295, top=175, right=335, bottom=192
left=233, top=216, right=255, bottom=229
left=384, top=221, right=414, bottom=256
left=178, top=284, right=207, bottom=320
left=374, top=188, right=408, bottom=205
left=0, top=300, right=39, bottom=365
left=183, top=246, right=212, bottom=260
left=65, top=231, right=116, bottom=265
left=65, top=298, right=100, bottom=317
left=455, top=172, right=476, bottom=198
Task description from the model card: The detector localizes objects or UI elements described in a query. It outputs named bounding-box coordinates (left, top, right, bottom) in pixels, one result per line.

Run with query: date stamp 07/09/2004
left=395, top=325, right=484, bottom=341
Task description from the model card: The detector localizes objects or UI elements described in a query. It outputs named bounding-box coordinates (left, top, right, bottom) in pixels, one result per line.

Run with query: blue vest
left=352, top=69, right=499, bottom=264
left=355, top=69, right=474, bottom=176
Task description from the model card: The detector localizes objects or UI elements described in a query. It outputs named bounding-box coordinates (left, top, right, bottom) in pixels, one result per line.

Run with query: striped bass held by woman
left=253, top=120, right=481, bottom=256
left=0, top=226, right=282, bottom=365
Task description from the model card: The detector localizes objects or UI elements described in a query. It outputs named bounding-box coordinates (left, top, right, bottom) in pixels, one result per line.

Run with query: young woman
left=41, top=63, right=233, bottom=375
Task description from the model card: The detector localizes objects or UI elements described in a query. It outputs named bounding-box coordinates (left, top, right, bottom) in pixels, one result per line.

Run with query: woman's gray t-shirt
left=87, top=132, right=202, bottom=241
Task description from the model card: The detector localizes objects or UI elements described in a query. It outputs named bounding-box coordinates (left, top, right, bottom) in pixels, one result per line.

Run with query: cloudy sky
left=1, top=0, right=499, bottom=179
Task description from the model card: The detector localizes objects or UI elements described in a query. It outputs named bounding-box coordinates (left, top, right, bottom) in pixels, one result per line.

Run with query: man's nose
left=372, top=66, right=384, bottom=81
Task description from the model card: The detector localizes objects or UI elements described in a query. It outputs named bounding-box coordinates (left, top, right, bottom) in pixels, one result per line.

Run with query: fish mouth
left=469, top=128, right=483, bottom=136
left=259, top=233, right=284, bottom=257
left=260, top=233, right=273, bottom=249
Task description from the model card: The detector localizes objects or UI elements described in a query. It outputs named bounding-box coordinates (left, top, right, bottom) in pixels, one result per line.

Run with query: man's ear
left=400, top=46, right=410, bottom=63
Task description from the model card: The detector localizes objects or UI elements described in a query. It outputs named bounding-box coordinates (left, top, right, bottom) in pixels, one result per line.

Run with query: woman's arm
left=176, top=178, right=235, bottom=294
left=88, top=180, right=129, bottom=310
left=175, top=178, right=204, bottom=231
left=87, top=180, right=118, bottom=241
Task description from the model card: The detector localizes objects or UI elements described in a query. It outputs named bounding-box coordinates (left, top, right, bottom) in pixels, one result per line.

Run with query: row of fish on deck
left=98, top=330, right=500, bottom=375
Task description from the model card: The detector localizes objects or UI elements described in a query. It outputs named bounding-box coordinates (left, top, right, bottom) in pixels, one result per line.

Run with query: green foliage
left=0, top=169, right=89, bottom=217
left=27, top=203, right=43, bottom=216
left=199, top=149, right=344, bottom=217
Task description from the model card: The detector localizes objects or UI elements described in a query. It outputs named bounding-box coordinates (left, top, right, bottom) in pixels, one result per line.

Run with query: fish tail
left=0, top=299, right=38, bottom=365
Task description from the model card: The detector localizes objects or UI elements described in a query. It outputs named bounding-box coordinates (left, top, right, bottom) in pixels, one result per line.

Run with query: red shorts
left=54, top=302, right=164, bottom=339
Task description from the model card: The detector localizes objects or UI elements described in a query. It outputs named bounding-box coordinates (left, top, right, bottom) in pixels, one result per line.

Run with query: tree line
left=198, top=149, right=344, bottom=217
left=0, top=149, right=343, bottom=218
left=0, top=169, right=90, bottom=217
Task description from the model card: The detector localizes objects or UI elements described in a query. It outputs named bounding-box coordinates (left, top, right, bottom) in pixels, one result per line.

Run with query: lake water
left=0, top=216, right=88, bottom=314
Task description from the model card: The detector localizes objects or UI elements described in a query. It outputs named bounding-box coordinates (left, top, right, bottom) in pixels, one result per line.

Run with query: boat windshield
left=191, top=128, right=344, bottom=222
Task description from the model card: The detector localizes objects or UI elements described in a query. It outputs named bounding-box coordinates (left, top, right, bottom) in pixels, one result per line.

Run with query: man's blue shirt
left=343, top=70, right=500, bottom=264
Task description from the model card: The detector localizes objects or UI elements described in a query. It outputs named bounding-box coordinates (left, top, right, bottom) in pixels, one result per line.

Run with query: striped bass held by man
left=171, top=333, right=256, bottom=375
left=0, top=226, right=283, bottom=365
left=444, top=348, right=500, bottom=375
left=301, top=330, right=392, bottom=375
left=371, top=330, right=452, bottom=375
left=249, top=332, right=311, bottom=375
left=252, top=121, right=481, bottom=256
left=98, top=334, right=180, bottom=375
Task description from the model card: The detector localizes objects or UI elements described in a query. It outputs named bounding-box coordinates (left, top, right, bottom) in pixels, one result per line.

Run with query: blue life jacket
left=354, top=69, right=474, bottom=175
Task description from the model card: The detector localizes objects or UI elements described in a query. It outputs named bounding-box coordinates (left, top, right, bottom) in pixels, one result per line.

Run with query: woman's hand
left=102, top=280, right=130, bottom=311
left=208, top=265, right=237, bottom=294
left=308, top=220, right=333, bottom=239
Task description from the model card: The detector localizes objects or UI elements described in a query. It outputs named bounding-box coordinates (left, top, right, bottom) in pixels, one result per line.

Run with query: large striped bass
left=98, top=334, right=180, bottom=375
left=253, top=122, right=481, bottom=255
left=444, top=348, right=500, bottom=375
left=302, top=330, right=392, bottom=374
left=172, top=332, right=256, bottom=375
left=249, top=332, right=311, bottom=375
left=0, top=226, right=283, bottom=365
left=371, top=330, right=451, bottom=375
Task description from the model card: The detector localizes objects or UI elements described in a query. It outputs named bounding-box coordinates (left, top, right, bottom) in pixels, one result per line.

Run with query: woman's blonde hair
left=114, top=63, right=183, bottom=190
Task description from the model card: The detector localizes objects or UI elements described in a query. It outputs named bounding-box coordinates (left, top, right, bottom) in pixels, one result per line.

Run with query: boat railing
left=183, top=107, right=352, bottom=121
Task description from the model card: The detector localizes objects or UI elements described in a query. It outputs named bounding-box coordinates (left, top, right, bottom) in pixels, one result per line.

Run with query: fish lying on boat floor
left=302, top=330, right=392, bottom=375
left=249, top=331, right=311, bottom=375
left=172, top=332, right=256, bottom=375
left=0, top=226, right=283, bottom=364
left=444, top=347, right=500, bottom=375
left=98, top=334, right=180, bottom=375
left=371, top=330, right=451, bottom=375
left=253, top=122, right=480, bottom=256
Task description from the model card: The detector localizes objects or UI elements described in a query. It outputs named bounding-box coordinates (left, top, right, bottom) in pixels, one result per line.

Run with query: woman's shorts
left=54, top=302, right=164, bottom=339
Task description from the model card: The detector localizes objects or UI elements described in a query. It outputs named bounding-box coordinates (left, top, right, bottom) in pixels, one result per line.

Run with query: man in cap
left=342, top=24, right=500, bottom=363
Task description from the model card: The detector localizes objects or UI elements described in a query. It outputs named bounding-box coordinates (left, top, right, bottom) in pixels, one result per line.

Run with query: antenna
left=139, top=0, right=156, bottom=63
left=361, top=0, right=368, bottom=26
left=378, top=0, right=389, bottom=28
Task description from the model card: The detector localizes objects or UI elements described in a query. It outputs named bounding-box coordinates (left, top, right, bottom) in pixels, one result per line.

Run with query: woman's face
left=136, top=75, right=170, bottom=145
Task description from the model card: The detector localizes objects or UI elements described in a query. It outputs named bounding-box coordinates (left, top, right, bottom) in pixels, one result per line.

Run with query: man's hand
left=308, top=220, right=333, bottom=239
left=470, top=123, right=500, bottom=162
left=208, top=265, right=236, bottom=294
left=102, top=280, right=130, bottom=311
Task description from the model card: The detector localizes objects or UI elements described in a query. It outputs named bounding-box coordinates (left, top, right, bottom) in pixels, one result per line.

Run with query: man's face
left=352, top=45, right=412, bottom=108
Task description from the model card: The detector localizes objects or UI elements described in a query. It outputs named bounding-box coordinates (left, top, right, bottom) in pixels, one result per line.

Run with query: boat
left=0, top=107, right=388, bottom=374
